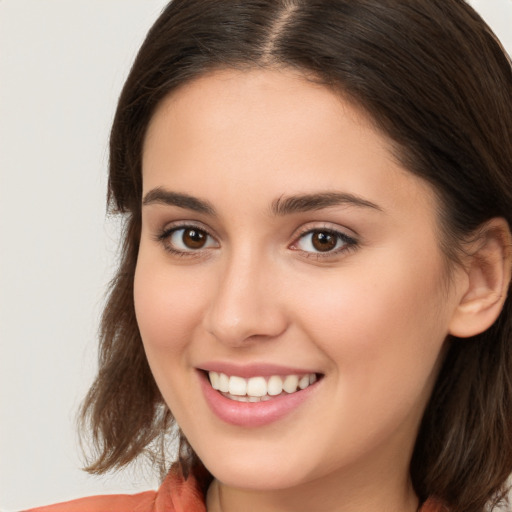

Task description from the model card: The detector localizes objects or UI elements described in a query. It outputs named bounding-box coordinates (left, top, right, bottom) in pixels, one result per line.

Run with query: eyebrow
left=142, top=187, right=216, bottom=215
left=270, top=192, right=382, bottom=215
left=142, top=187, right=382, bottom=216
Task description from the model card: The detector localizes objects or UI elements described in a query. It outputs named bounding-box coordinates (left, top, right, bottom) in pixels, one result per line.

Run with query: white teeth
left=209, top=371, right=220, bottom=390
left=299, top=375, right=310, bottom=389
left=223, top=393, right=274, bottom=403
left=208, top=371, right=319, bottom=400
left=247, top=376, right=267, bottom=397
left=218, top=373, right=230, bottom=393
left=283, top=375, right=299, bottom=393
left=229, top=375, right=247, bottom=396
left=267, top=375, right=283, bottom=396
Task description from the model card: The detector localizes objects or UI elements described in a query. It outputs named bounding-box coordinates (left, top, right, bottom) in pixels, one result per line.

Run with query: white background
left=1, top=1, right=511, bottom=510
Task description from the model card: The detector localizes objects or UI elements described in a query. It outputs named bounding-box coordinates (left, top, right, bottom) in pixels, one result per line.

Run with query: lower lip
left=198, top=371, right=320, bottom=427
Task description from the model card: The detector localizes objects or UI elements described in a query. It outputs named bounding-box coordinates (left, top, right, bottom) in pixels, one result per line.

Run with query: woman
left=28, top=0, right=512, bottom=511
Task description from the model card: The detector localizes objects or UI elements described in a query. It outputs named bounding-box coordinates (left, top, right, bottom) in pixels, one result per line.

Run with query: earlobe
left=449, top=218, right=512, bottom=338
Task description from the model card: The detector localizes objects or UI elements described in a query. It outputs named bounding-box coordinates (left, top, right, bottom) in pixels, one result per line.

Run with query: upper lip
left=197, top=361, right=321, bottom=378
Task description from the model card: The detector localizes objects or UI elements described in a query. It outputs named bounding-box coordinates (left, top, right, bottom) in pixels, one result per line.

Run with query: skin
left=134, top=68, right=470, bottom=512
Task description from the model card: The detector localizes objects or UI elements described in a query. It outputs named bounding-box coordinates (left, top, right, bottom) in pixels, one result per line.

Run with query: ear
left=449, top=218, right=512, bottom=338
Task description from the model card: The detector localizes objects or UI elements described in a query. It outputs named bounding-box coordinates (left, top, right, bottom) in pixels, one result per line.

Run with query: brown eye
left=164, top=226, right=218, bottom=253
left=182, top=228, right=207, bottom=249
left=293, top=228, right=357, bottom=256
left=311, top=231, right=337, bottom=252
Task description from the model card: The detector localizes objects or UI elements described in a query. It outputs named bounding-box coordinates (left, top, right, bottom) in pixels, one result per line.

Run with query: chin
left=197, top=446, right=318, bottom=491
left=209, top=464, right=306, bottom=491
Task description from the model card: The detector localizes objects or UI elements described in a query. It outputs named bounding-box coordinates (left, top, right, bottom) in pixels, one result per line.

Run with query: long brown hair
left=80, top=1, right=512, bottom=510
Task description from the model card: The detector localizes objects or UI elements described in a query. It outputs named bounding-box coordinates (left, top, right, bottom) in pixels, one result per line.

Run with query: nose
left=202, top=251, right=288, bottom=346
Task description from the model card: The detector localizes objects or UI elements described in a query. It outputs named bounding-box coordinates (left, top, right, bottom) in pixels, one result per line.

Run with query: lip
left=197, top=361, right=319, bottom=378
left=197, top=369, right=321, bottom=427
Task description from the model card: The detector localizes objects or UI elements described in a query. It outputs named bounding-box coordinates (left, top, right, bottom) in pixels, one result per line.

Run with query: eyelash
left=156, top=223, right=217, bottom=258
left=290, top=227, right=358, bottom=260
left=155, top=223, right=358, bottom=260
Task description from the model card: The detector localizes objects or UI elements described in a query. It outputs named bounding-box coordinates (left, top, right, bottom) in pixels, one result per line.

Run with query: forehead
left=142, top=68, right=436, bottom=220
left=145, top=68, right=380, bottom=148
left=145, top=67, right=385, bottom=149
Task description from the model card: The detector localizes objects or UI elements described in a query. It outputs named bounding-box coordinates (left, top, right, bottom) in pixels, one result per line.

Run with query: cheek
left=290, top=249, right=450, bottom=397
left=133, top=252, right=206, bottom=356
left=133, top=251, right=213, bottom=421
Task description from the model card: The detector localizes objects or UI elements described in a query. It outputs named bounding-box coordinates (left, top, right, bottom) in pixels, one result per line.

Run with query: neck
left=206, top=462, right=419, bottom=512
left=205, top=403, right=424, bottom=512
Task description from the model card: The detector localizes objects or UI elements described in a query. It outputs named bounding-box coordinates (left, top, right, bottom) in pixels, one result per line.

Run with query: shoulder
left=24, top=466, right=207, bottom=512
left=419, top=497, right=450, bottom=512
left=23, top=490, right=158, bottom=512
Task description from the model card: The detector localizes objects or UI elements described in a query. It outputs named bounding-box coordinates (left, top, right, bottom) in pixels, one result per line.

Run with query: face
left=135, top=68, right=465, bottom=494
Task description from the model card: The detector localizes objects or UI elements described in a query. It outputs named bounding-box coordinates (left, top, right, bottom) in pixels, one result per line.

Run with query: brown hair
left=80, top=1, right=512, bottom=510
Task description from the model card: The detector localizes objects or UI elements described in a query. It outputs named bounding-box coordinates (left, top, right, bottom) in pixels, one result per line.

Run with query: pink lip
left=197, top=370, right=321, bottom=427
left=198, top=361, right=318, bottom=378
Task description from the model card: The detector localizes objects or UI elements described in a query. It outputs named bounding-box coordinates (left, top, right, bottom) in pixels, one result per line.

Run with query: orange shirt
left=25, top=467, right=445, bottom=512
left=24, top=466, right=206, bottom=512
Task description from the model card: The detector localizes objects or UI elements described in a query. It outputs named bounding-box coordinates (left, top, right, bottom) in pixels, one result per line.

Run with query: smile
left=209, top=372, right=318, bottom=402
left=198, top=367, right=322, bottom=427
